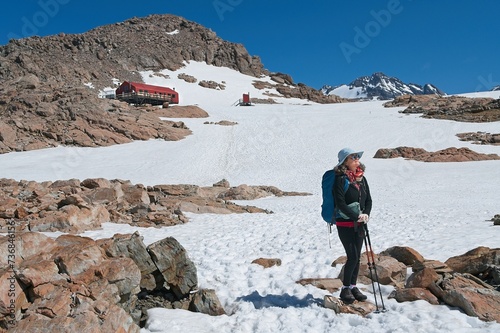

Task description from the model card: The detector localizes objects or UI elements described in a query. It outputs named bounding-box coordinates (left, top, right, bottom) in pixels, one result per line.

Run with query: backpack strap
left=333, top=175, right=350, bottom=222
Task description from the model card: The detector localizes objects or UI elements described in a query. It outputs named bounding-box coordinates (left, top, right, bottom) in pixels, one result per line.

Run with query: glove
left=357, top=214, right=369, bottom=223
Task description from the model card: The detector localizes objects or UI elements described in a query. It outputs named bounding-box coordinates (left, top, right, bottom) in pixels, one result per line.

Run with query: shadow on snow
left=236, top=291, right=323, bottom=309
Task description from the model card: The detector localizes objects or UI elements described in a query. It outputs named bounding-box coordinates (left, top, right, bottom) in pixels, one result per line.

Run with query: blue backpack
left=321, top=170, right=349, bottom=224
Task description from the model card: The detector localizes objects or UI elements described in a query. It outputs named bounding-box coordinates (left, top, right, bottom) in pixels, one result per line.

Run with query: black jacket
left=333, top=174, right=372, bottom=222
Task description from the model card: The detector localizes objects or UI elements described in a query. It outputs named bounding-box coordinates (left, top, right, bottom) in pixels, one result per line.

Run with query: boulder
left=379, top=246, right=425, bottom=266
left=0, top=268, right=29, bottom=324
left=296, top=278, right=343, bottom=293
left=147, top=237, right=198, bottom=299
left=0, top=231, right=224, bottom=330
left=317, top=245, right=500, bottom=322
left=389, top=287, right=440, bottom=305
left=405, top=267, right=440, bottom=289
left=81, top=178, right=112, bottom=189
left=367, top=256, right=407, bottom=287
left=0, top=232, right=56, bottom=266
left=251, top=258, right=282, bottom=268
left=445, top=247, right=500, bottom=276
left=189, top=289, right=226, bottom=316
left=0, top=121, right=17, bottom=150
left=338, top=253, right=407, bottom=287
left=324, top=294, right=378, bottom=316
left=0, top=233, right=142, bottom=332
left=412, top=260, right=453, bottom=274
left=97, top=232, right=159, bottom=291
left=438, top=274, right=500, bottom=322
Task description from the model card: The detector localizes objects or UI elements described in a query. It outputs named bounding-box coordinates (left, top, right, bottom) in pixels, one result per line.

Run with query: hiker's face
left=345, top=154, right=360, bottom=171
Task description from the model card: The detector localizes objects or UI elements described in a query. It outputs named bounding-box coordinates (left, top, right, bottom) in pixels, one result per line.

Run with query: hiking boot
left=350, top=287, right=367, bottom=301
left=339, top=287, right=355, bottom=304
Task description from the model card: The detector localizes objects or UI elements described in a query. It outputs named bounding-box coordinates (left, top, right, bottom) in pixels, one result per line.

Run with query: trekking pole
left=363, top=223, right=387, bottom=312
left=328, top=223, right=332, bottom=248
left=362, top=225, right=380, bottom=311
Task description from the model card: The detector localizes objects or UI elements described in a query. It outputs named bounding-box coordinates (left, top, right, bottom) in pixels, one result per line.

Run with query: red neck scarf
left=345, top=167, right=364, bottom=189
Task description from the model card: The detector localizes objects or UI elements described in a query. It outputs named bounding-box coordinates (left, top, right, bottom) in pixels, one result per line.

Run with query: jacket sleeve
left=333, top=175, right=359, bottom=221
left=362, top=177, right=372, bottom=216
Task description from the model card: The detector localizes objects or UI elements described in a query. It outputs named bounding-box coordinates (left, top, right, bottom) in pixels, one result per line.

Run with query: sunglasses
left=348, top=154, right=360, bottom=160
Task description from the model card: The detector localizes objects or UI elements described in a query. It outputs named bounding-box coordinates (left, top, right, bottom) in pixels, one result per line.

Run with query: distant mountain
left=492, top=85, right=500, bottom=91
left=322, top=72, right=445, bottom=100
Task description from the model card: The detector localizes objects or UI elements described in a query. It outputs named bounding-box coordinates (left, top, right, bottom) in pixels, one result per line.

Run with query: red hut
left=115, top=81, right=179, bottom=105
left=242, top=93, right=250, bottom=105
left=240, top=93, right=251, bottom=106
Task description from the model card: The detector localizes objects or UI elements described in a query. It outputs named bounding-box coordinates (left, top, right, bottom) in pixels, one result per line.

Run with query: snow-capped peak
left=322, top=72, right=445, bottom=100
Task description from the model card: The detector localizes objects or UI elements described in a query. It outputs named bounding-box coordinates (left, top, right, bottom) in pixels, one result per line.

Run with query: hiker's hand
left=358, top=214, right=369, bottom=223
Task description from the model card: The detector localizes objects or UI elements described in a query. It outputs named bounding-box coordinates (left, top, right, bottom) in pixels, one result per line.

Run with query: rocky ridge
left=0, top=86, right=194, bottom=153
left=384, top=94, right=500, bottom=122
left=0, top=14, right=265, bottom=91
left=0, top=177, right=310, bottom=234
left=457, top=132, right=500, bottom=145
left=260, top=73, right=346, bottom=104
left=382, top=95, right=500, bottom=152
left=373, top=146, right=500, bottom=162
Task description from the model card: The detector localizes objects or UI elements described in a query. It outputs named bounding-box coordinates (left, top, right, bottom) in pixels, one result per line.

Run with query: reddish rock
left=296, top=278, right=343, bottom=293
left=405, top=267, right=440, bottom=289
left=445, top=247, right=500, bottom=275
left=380, top=246, right=425, bottom=265
left=251, top=258, right=282, bottom=268
left=81, top=178, right=112, bottom=189
left=0, top=177, right=304, bottom=232
left=439, top=274, right=500, bottom=322
left=389, top=287, right=440, bottom=305
left=189, top=289, right=226, bottom=316
left=153, top=105, right=209, bottom=118
left=385, top=94, right=500, bottom=122
left=339, top=254, right=407, bottom=287
left=374, top=146, right=500, bottom=162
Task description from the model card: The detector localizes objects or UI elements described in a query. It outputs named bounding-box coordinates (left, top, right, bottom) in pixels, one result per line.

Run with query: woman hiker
left=333, top=147, right=372, bottom=304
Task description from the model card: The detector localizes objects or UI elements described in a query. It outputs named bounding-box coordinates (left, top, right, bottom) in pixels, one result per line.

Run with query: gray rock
left=147, top=237, right=198, bottom=299
left=189, top=289, right=226, bottom=316
left=98, top=232, right=160, bottom=291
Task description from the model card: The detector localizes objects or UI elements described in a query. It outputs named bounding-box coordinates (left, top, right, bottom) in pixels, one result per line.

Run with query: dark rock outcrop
left=374, top=146, right=500, bottom=162
left=253, top=79, right=347, bottom=104
left=384, top=95, right=500, bottom=122
left=457, top=132, right=500, bottom=145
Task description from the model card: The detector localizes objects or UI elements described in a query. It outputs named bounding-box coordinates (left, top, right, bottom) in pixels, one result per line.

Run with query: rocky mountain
left=0, top=14, right=266, bottom=90
left=492, top=85, right=500, bottom=91
left=0, top=14, right=345, bottom=154
left=321, top=72, right=445, bottom=100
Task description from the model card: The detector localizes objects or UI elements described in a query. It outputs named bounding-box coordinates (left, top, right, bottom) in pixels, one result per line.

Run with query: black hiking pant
left=337, top=226, right=364, bottom=286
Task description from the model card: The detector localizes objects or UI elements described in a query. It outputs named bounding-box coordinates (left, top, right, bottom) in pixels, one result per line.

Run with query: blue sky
left=1, top=0, right=499, bottom=94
